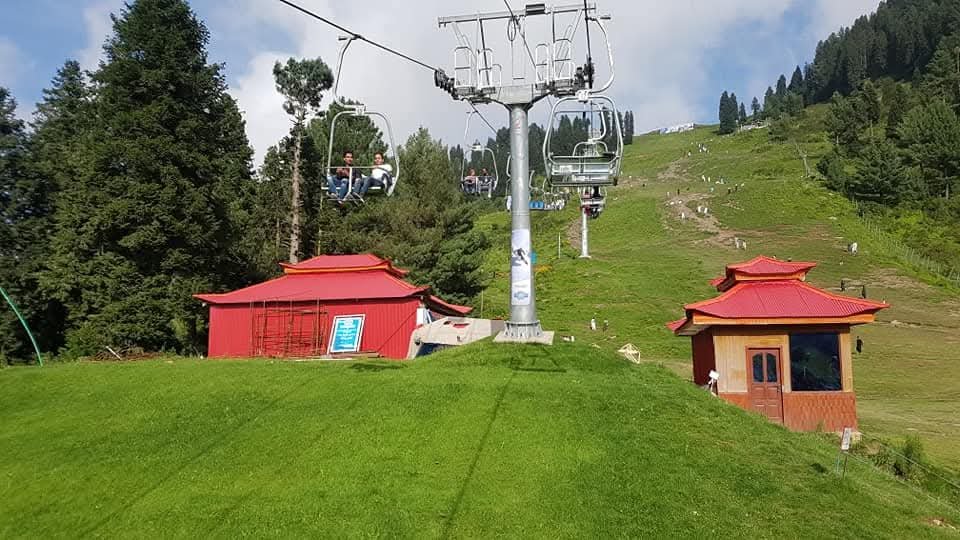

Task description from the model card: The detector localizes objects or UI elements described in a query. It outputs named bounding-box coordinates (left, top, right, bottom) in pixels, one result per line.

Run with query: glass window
left=766, top=353, right=778, bottom=382
left=790, top=333, right=841, bottom=391
left=752, top=354, right=764, bottom=382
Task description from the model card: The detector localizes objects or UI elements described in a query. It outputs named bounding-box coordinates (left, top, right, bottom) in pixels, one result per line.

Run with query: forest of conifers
left=723, top=0, right=960, bottom=275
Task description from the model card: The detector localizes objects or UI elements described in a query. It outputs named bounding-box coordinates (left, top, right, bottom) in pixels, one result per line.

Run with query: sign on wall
left=328, top=315, right=365, bottom=354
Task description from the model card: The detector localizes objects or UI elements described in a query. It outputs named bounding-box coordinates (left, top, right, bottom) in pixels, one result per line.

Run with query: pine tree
left=788, top=65, right=804, bottom=95
left=624, top=111, right=634, bottom=145
left=273, top=57, right=334, bottom=263
left=776, top=74, right=788, bottom=98
left=41, top=0, right=255, bottom=356
left=898, top=100, right=960, bottom=198
left=849, top=138, right=909, bottom=205
left=718, top=91, right=737, bottom=134
left=751, top=96, right=761, bottom=121
left=739, top=102, right=748, bottom=126
left=0, top=88, right=35, bottom=362
left=763, top=86, right=779, bottom=119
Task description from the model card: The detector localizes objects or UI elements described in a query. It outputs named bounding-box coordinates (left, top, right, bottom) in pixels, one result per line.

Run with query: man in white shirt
left=356, top=152, right=393, bottom=196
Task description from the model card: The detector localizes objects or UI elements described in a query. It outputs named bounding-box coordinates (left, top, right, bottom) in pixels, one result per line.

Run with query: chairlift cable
left=276, top=0, right=440, bottom=73
left=501, top=0, right=538, bottom=70
left=469, top=102, right=499, bottom=136
left=582, top=0, right=594, bottom=88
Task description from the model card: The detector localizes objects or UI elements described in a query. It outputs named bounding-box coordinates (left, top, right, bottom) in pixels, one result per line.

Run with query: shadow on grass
left=349, top=362, right=406, bottom=372
left=442, top=372, right=515, bottom=537
left=508, top=346, right=568, bottom=374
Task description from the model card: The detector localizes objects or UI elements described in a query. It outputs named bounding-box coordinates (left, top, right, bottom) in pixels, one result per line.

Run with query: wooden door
left=747, top=348, right=784, bottom=424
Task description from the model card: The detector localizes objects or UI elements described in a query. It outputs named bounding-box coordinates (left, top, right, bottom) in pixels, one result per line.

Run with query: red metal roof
left=671, top=255, right=889, bottom=335
left=195, top=254, right=471, bottom=315
left=666, top=318, right=687, bottom=332
left=279, top=254, right=409, bottom=276
left=684, top=280, right=888, bottom=319
left=195, top=272, right=424, bottom=304
left=726, top=255, right=817, bottom=276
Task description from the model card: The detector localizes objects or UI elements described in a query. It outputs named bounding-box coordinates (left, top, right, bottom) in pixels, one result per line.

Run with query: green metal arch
left=0, top=286, right=43, bottom=366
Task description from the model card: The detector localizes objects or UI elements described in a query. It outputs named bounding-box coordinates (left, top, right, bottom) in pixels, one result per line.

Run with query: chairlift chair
left=543, top=90, right=623, bottom=189
left=460, top=141, right=499, bottom=198
left=325, top=36, right=401, bottom=205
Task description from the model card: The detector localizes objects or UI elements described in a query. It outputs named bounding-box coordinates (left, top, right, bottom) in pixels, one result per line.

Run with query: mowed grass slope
left=1, top=346, right=957, bottom=538
left=475, top=108, right=960, bottom=471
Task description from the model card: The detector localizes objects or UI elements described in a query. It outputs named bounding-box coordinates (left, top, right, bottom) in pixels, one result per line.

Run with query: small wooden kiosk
left=668, top=256, right=888, bottom=431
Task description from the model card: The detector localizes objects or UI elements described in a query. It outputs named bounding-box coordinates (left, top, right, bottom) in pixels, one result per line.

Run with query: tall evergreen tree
left=775, top=74, right=788, bottom=98
left=898, top=100, right=960, bottom=198
left=718, top=91, right=737, bottom=134
left=273, top=57, right=334, bottom=263
left=0, top=88, right=35, bottom=362
left=788, top=65, right=804, bottom=95
left=750, top=96, right=761, bottom=120
left=738, top=102, right=748, bottom=126
left=763, top=86, right=779, bottom=119
left=848, top=138, right=910, bottom=205
left=40, top=0, right=255, bottom=356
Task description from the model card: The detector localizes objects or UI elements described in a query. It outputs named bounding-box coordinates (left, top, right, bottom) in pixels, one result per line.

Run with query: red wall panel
left=208, top=305, right=254, bottom=358
left=691, top=330, right=716, bottom=385
left=206, top=298, right=420, bottom=360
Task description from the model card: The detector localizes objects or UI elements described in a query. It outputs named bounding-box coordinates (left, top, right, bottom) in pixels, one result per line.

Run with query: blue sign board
left=328, top=315, right=365, bottom=354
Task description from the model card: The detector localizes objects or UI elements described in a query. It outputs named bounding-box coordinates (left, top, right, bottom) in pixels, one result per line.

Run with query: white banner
left=511, top=229, right=532, bottom=306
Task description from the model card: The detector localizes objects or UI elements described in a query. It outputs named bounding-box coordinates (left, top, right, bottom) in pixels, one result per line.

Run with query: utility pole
left=437, top=3, right=606, bottom=344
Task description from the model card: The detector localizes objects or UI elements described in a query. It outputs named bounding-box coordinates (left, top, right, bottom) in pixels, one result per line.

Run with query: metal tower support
left=438, top=3, right=611, bottom=345
left=580, top=206, right=590, bottom=259
left=500, top=104, right=545, bottom=341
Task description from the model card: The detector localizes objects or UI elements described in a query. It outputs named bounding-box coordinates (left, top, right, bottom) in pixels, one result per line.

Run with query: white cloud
left=0, top=37, right=24, bottom=86
left=215, top=0, right=880, bottom=165
left=811, top=0, right=879, bottom=40
left=77, top=0, right=124, bottom=72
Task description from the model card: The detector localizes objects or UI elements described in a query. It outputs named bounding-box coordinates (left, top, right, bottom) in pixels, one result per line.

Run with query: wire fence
left=856, top=214, right=960, bottom=287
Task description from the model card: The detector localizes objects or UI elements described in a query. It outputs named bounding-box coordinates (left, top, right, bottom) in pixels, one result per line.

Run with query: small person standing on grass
left=856, top=336, right=864, bottom=354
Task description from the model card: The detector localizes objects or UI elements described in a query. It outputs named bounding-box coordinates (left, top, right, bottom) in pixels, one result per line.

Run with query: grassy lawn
left=475, top=109, right=960, bottom=472
left=1, top=345, right=957, bottom=537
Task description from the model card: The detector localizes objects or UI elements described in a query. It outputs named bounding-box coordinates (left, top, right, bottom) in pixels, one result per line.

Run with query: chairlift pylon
left=325, top=35, right=401, bottom=205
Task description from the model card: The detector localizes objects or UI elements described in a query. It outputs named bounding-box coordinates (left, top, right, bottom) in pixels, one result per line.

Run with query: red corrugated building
left=668, top=256, right=888, bottom=432
left=195, top=255, right=471, bottom=359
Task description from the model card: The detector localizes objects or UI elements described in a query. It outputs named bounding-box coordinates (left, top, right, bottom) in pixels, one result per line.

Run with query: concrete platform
left=493, top=330, right=555, bottom=345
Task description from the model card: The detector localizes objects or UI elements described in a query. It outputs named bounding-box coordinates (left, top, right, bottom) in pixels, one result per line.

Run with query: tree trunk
left=288, top=123, right=304, bottom=263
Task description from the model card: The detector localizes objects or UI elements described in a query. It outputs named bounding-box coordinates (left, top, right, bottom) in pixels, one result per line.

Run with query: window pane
left=766, top=353, right=778, bottom=382
left=789, top=333, right=841, bottom=391
left=752, top=354, right=764, bottom=382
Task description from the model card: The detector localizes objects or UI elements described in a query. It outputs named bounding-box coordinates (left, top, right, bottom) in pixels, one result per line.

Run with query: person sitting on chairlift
left=479, top=168, right=491, bottom=191
left=355, top=152, right=393, bottom=197
left=328, top=150, right=362, bottom=201
left=463, top=168, right=478, bottom=194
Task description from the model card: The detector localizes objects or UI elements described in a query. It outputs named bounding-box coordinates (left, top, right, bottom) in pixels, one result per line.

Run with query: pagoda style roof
left=712, top=255, right=818, bottom=292
left=195, top=254, right=470, bottom=316
left=669, top=255, right=888, bottom=336
left=279, top=254, right=409, bottom=277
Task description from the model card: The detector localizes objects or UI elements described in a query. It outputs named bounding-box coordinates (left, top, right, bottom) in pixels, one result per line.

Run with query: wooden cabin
left=668, top=256, right=889, bottom=431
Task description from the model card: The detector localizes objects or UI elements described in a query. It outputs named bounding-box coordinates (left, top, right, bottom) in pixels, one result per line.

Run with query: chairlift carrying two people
left=459, top=111, right=499, bottom=197
left=325, top=35, right=400, bottom=205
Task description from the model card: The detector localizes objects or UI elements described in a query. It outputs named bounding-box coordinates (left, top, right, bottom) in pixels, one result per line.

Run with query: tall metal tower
left=436, top=3, right=609, bottom=344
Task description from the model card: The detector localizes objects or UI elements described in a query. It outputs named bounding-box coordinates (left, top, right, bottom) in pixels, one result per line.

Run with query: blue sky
left=1, top=0, right=879, bottom=164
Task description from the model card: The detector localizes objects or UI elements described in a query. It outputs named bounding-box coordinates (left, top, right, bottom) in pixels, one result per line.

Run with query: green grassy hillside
left=476, top=107, right=960, bottom=473
left=2, top=110, right=959, bottom=537
left=0, top=345, right=957, bottom=537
